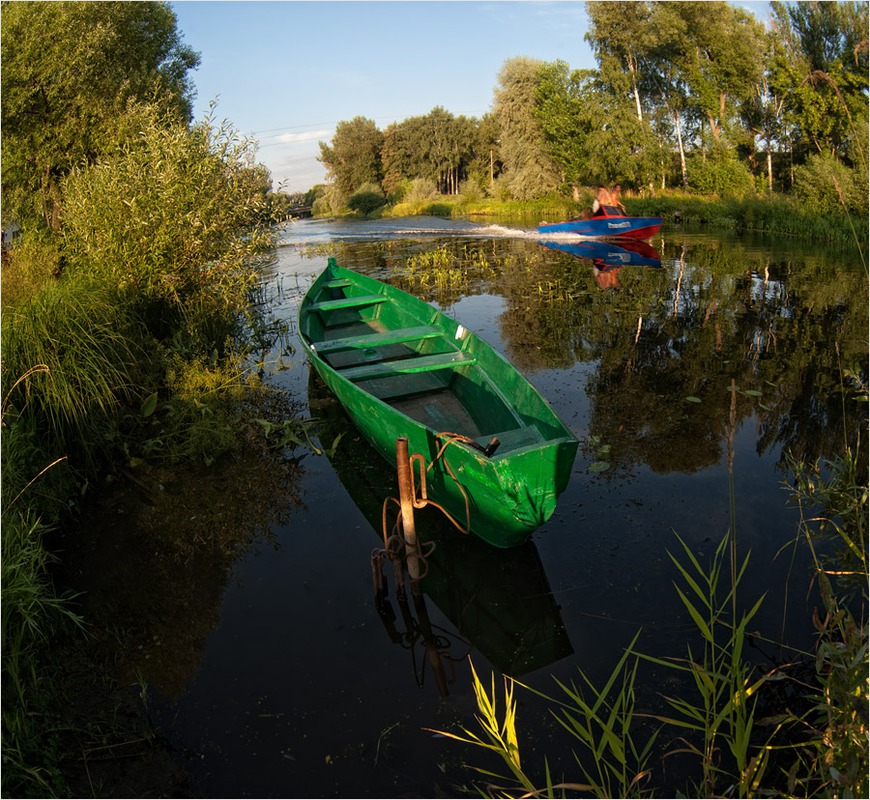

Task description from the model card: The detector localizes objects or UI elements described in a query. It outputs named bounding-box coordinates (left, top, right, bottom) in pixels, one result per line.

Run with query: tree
left=317, top=116, right=384, bottom=205
left=380, top=109, right=482, bottom=197
left=644, top=1, right=694, bottom=188
left=584, top=1, right=656, bottom=122
left=536, top=61, right=659, bottom=191
left=675, top=2, right=767, bottom=149
left=1, top=1, right=200, bottom=231
left=535, top=62, right=602, bottom=188
left=492, top=57, right=561, bottom=200
left=769, top=1, right=869, bottom=160
left=470, top=113, right=503, bottom=192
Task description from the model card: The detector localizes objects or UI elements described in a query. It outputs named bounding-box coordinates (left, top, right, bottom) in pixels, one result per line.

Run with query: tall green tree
left=536, top=61, right=660, bottom=191
left=380, top=109, right=483, bottom=197
left=1, top=0, right=200, bottom=231
left=584, top=1, right=656, bottom=122
left=675, top=2, right=767, bottom=149
left=469, top=113, right=503, bottom=192
left=769, top=1, right=869, bottom=160
left=318, top=116, right=384, bottom=206
left=644, top=1, right=695, bottom=188
left=492, top=57, right=561, bottom=200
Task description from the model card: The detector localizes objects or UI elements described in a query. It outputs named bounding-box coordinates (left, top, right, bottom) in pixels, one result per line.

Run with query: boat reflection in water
left=308, top=373, right=573, bottom=695
left=539, top=238, right=662, bottom=290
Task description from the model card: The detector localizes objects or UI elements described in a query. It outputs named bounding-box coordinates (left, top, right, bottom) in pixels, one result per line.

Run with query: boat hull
left=299, top=259, right=578, bottom=548
left=538, top=215, right=661, bottom=239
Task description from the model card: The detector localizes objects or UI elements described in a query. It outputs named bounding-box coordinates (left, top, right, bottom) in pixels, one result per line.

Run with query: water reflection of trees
left=62, top=447, right=305, bottom=697
left=496, top=237, right=867, bottom=474
left=332, top=233, right=865, bottom=475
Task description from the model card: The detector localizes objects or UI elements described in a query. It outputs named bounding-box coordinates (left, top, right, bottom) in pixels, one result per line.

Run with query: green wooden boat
left=298, top=258, right=578, bottom=549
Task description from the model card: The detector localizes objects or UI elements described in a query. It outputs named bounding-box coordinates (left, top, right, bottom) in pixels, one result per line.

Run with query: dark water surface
left=87, top=217, right=869, bottom=797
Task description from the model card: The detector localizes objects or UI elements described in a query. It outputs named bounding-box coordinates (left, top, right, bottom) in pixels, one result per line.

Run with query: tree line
left=316, top=1, right=868, bottom=216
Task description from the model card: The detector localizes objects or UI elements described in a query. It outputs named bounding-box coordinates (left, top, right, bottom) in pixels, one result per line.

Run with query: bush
left=404, top=178, right=439, bottom=205
left=61, top=103, right=273, bottom=333
left=459, top=178, right=485, bottom=203
left=793, top=152, right=866, bottom=215
left=346, top=182, right=387, bottom=215
left=687, top=150, right=755, bottom=198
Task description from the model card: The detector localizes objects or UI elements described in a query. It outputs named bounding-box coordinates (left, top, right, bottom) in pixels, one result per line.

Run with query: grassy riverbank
left=380, top=189, right=869, bottom=249
left=0, top=107, right=302, bottom=797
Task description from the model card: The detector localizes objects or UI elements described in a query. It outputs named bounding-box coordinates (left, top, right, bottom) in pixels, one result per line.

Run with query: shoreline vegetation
left=331, top=188, right=869, bottom=250
left=2, top=1, right=865, bottom=796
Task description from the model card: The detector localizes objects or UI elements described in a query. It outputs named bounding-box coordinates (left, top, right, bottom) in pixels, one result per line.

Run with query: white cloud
left=274, top=129, right=333, bottom=144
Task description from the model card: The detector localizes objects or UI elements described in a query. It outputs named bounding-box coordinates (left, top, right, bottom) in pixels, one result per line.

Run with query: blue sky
left=170, top=1, right=769, bottom=193
left=170, top=1, right=596, bottom=192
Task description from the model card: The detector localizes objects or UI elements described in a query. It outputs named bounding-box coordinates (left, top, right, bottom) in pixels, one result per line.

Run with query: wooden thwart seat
left=308, top=294, right=387, bottom=313
left=315, top=325, right=442, bottom=354
left=338, top=351, right=476, bottom=382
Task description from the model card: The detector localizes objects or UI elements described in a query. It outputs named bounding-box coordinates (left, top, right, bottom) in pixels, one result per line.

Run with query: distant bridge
left=287, top=205, right=313, bottom=218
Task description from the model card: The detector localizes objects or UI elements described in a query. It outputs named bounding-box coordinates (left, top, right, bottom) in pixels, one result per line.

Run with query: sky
left=170, top=1, right=770, bottom=194
left=170, top=1, right=597, bottom=192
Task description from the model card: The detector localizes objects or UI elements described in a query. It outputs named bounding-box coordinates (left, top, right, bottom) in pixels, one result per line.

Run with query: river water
left=72, top=216, right=868, bottom=797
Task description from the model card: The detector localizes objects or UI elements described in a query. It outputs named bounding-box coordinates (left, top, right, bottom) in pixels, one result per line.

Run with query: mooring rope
left=374, top=429, right=479, bottom=590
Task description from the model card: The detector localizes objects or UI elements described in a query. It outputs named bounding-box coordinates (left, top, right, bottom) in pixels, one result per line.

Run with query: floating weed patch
left=401, top=246, right=472, bottom=301
left=586, top=435, right=612, bottom=473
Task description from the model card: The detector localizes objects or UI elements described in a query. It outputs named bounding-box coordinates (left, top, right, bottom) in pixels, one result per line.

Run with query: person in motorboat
left=591, top=185, right=613, bottom=216
left=611, top=184, right=626, bottom=214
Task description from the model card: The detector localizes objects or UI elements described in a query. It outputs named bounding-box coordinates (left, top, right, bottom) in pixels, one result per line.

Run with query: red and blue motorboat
left=537, top=205, right=661, bottom=239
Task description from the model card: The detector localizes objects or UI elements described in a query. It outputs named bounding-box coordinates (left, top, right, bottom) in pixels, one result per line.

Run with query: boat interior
left=305, top=277, right=546, bottom=452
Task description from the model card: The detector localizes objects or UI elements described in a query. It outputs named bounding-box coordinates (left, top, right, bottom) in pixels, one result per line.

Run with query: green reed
left=430, top=632, right=657, bottom=799
left=783, top=446, right=868, bottom=798
left=639, top=532, right=771, bottom=797
left=434, top=529, right=768, bottom=798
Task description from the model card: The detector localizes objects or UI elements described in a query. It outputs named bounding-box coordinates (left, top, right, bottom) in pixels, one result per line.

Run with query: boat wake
left=276, top=215, right=559, bottom=246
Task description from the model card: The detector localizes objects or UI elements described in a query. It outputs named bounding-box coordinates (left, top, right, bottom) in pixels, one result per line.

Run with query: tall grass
left=1, top=362, right=86, bottom=797
left=785, top=446, right=868, bottom=797
left=1, top=510, right=83, bottom=798
left=1, top=278, right=148, bottom=475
